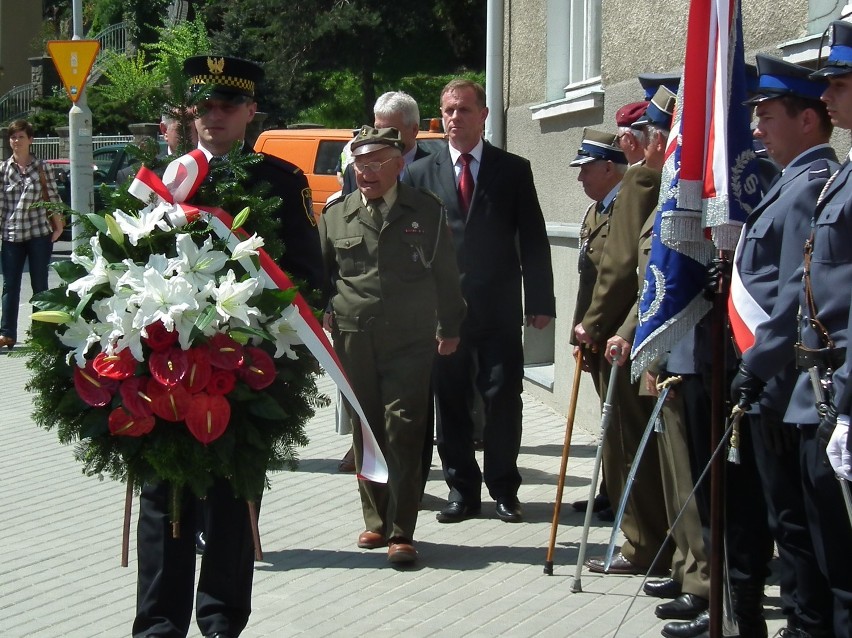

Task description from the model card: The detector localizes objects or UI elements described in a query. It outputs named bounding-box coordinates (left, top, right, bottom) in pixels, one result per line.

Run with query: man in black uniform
left=132, top=55, right=324, bottom=638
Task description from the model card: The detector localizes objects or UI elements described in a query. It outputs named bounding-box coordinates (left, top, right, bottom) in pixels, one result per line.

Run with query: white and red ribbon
left=128, top=152, right=388, bottom=483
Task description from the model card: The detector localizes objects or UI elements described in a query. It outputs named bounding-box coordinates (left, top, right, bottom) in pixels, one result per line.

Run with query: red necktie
left=457, top=153, right=474, bottom=217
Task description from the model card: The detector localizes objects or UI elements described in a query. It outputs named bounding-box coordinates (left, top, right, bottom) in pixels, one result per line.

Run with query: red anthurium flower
left=147, top=380, right=191, bottom=422
left=149, top=347, right=189, bottom=387
left=208, top=333, right=244, bottom=370
left=237, top=347, right=276, bottom=390
left=73, top=360, right=119, bottom=407
left=206, top=369, right=237, bottom=396
left=142, top=320, right=180, bottom=352
left=182, top=348, right=212, bottom=394
left=92, top=348, right=137, bottom=380
left=185, top=393, right=231, bottom=444
left=108, top=406, right=155, bottom=437
left=119, top=376, right=154, bottom=417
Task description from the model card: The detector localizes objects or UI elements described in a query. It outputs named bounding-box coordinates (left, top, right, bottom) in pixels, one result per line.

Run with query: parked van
left=254, top=128, right=447, bottom=219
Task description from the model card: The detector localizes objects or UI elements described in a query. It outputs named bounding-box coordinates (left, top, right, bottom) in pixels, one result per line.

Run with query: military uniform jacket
left=404, top=142, right=555, bottom=333
left=570, top=196, right=615, bottom=346
left=737, top=146, right=838, bottom=413
left=745, top=156, right=851, bottom=424
left=582, top=163, right=660, bottom=344
left=319, top=182, right=466, bottom=340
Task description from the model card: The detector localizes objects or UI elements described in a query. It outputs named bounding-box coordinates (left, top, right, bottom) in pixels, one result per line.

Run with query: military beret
left=570, top=128, right=626, bottom=166
left=745, top=54, right=827, bottom=104
left=350, top=126, right=405, bottom=156
left=616, top=101, right=650, bottom=127
left=812, top=21, right=852, bottom=78
left=183, top=55, right=263, bottom=99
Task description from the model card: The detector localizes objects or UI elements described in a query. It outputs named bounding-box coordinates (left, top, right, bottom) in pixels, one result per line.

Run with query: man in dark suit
left=404, top=79, right=555, bottom=524
left=132, top=55, right=324, bottom=638
left=731, top=22, right=852, bottom=636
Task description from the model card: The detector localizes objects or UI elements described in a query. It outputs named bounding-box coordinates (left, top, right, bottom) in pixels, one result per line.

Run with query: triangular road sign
left=47, top=40, right=101, bottom=103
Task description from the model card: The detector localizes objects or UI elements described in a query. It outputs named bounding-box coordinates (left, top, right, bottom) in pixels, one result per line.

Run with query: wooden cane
left=544, top=348, right=584, bottom=575
left=248, top=501, right=263, bottom=561
left=121, top=477, right=133, bottom=567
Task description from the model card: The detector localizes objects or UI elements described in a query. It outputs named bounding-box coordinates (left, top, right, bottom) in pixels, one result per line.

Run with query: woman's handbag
left=38, top=164, right=65, bottom=239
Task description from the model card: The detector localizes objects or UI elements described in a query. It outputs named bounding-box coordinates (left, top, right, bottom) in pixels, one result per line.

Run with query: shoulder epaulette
left=809, top=159, right=832, bottom=181
left=259, top=152, right=304, bottom=176
left=417, top=187, right=444, bottom=208
left=321, top=194, right=346, bottom=215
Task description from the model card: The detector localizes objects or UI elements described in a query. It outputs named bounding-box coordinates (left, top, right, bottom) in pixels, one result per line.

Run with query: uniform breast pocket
left=740, top=216, right=777, bottom=274
left=812, top=203, right=852, bottom=264
left=333, top=235, right=368, bottom=276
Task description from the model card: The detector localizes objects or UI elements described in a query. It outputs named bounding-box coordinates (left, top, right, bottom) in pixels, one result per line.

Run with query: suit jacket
left=583, top=163, right=660, bottom=344
left=745, top=156, right=852, bottom=423
left=737, top=145, right=838, bottom=412
left=342, top=144, right=430, bottom=196
left=404, top=141, right=555, bottom=333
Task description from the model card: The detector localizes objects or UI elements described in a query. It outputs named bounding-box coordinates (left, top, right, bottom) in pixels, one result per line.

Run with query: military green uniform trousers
left=590, top=350, right=671, bottom=568
left=334, top=325, right=435, bottom=541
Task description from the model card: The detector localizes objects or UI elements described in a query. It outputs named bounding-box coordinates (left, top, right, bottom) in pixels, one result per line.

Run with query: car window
left=315, top=140, right=347, bottom=176
left=93, top=149, right=118, bottom=173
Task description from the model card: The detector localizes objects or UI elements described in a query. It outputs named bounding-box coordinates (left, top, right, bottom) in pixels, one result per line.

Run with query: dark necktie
left=367, top=198, right=384, bottom=229
left=457, top=153, right=474, bottom=217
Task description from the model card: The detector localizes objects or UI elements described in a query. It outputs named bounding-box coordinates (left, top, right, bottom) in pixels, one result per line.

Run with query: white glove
left=827, top=416, right=852, bottom=481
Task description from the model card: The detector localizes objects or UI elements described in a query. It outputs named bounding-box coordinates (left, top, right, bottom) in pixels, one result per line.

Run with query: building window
left=546, top=0, right=601, bottom=101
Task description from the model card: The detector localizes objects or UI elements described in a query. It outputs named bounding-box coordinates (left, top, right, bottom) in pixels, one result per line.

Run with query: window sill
left=524, top=363, right=555, bottom=390
left=530, top=79, right=604, bottom=121
left=778, top=32, right=828, bottom=66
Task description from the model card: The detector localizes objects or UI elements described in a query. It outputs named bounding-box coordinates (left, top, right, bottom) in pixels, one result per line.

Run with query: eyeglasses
left=353, top=157, right=397, bottom=173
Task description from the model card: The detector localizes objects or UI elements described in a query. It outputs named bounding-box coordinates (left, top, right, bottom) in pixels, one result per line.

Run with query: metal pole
left=544, top=348, right=584, bottom=575
left=572, top=346, right=620, bottom=593
left=484, top=0, right=504, bottom=148
left=69, top=0, right=95, bottom=246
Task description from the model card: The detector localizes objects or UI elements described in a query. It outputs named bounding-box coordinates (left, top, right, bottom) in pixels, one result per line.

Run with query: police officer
left=320, top=126, right=465, bottom=565
left=132, top=56, right=325, bottom=638
left=731, top=21, right=852, bottom=637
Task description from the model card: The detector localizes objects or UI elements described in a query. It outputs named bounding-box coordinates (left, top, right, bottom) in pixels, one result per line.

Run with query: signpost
left=46, top=40, right=100, bottom=103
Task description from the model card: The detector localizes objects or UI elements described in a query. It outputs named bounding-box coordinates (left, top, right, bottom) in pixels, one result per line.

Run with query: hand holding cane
left=572, top=344, right=621, bottom=593
left=544, top=347, right=584, bottom=575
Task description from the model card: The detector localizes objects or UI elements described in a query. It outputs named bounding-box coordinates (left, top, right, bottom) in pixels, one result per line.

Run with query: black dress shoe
left=661, top=610, right=709, bottom=638
left=205, top=634, right=233, bottom=638
left=436, top=501, right=481, bottom=523
left=596, top=506, right=615, bottom=522
left=495, top=497, right=523, bottom=523
left=571, top=493, right=610, bottom=512
left=644, top=578, right=683, bottom=599
left=656, top=593, right=709, bottom=620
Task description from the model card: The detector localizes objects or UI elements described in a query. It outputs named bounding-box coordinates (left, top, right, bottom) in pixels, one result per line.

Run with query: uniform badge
left=301, top=187, right=315, bottom=226
left=207, top=57, right=225, bottom=74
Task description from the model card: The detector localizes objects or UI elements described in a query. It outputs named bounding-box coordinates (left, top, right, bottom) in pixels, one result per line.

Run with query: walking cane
left=839, top=477, right=852, bottom=531
left=602, top=380, right=675, bottom=572
left=571, top=345, right=621, bottom=593
left=544, top=348, right=584, bottom=575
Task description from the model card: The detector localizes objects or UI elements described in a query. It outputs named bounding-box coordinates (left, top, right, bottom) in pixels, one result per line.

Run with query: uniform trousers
left=659, top=392, right=710, bottom=599
left=799, top=426, right=852, bottom=637
left=591, top=350, right=670, bottom=568
left=133, top=479, right=254, bottom=638
left=335, top=325, right=435, bottom=541
left=434, top=328, right=524, bottom=504
left=751, top=411, right=833, bottom=634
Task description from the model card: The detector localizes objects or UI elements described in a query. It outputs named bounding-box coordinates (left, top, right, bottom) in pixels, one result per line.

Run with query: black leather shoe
left=495, top=497, right=523, bottom=523
left=644, top=578, right=683, bottom=599
left=195, top=531, right=206, bottom=554
left=596, top=506, right=615, bottom=522
left=661, top=610, right=709, bottom=638
left=656, top=593, right=709, bottom=620
left=205, top=634, right=233, bottom=638
left=436, top=501, right=481, bottom=523
left=572, top=494, right=610, bottom=512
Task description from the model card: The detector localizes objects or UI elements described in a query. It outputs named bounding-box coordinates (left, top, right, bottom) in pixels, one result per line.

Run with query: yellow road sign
left=47, top=40, right=101, bottom=103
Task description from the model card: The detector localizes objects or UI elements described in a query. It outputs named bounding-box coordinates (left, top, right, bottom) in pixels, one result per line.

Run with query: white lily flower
left=212, top=269, right=260, bottom=326
left=267, top=305, right=301, bottom=360
left=58, top=316, right=104, bottom=367
left=173, top=280, right=218, bottom=350
left=94, top=296, right=145, bottom=361
left=230, top=233, right=265, bottom=262
left=129, top=268, right=199, bottom=333
left=172, top=234, right=229, bottom=290
left=68, top=236, right=112, bottom=298
left=113, top=203, right=170, bottom=246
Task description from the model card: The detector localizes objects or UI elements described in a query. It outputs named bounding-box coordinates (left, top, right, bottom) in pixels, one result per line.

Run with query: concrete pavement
left=0, top=252, right=784, bottom=637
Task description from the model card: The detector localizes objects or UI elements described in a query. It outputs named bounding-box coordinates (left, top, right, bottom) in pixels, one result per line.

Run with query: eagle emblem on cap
left=207, top=57, right=225, bottom=74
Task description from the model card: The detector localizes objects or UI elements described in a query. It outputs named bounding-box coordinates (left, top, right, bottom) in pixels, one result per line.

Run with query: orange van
left=254, top=128, right=447, bottom=219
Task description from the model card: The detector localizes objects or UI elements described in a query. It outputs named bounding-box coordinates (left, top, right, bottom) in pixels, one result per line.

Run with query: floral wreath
left=23, top=149, right=385, bottom=515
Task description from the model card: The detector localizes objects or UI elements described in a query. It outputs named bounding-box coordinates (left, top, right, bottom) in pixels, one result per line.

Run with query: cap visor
left=810, top=66, right=852, bottom=79
left=569, top=155, right=597, bottom=167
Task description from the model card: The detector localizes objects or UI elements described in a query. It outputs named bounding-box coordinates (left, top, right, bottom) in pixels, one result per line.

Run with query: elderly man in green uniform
left=320, top=126, right=465, bottom=565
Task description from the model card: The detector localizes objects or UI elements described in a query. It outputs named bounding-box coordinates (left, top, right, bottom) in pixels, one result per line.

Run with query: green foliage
left=93, top=50, right=165, bottom=122
left=146, top=17, right=212, bottom=79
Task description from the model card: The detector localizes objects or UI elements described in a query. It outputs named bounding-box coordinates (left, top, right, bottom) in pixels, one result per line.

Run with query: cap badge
left=207, top=57, right=225, bottom=74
